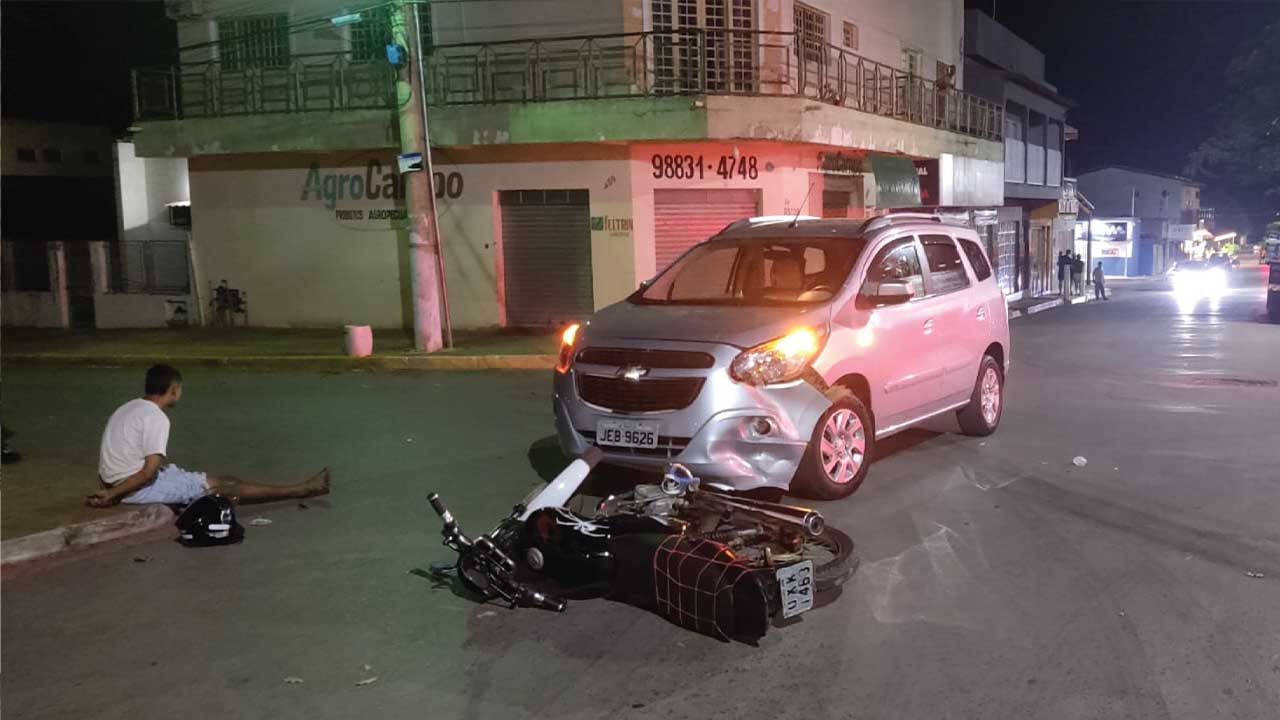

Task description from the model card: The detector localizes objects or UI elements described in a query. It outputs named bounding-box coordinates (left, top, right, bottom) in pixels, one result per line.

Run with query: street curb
left=1008, top=294, right=1093, bottom=320
left=1, top=504, right=174, bottom=569
left=1, top=353, right=558, bottom=371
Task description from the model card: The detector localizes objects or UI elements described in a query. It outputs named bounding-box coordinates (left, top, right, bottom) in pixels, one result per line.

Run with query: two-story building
left=1, top=119, right=116, bottom=328
left=129, top=0, right=1006, bottom=329
left=1076, top=165, right=1203, bottom=276
left=963, top=9, right=1074, bottom=297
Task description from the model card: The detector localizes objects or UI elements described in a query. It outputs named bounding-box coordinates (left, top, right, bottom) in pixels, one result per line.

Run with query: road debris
left=297, top=502, right=309, bottom=510
left=355, top=676, right=379, bottom=687
left=477, top=610, right=497, bottom=618
left=132, top=556, right=150, bottom=563
left=1072, top=456, right=1088, bottom=467
left=1246, top=571, right=1266, bottom=579
left=283, top=677, right=304, bottom=685
left=405, top=437, right=415, bottom=443
left=249, top=517, right=273, bottom=527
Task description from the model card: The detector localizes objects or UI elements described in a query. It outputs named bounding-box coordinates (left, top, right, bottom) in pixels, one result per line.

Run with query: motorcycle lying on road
left=428, top=448, right=858, bottom=642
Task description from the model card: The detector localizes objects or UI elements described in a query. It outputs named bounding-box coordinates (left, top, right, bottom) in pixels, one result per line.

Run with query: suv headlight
left=730, top=326, right=827, bottom=386
left=555, top=323, right=580, bottom=374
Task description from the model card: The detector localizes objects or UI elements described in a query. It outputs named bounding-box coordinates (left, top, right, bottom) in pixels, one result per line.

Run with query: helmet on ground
left=175, top=494, right=244, bottom=546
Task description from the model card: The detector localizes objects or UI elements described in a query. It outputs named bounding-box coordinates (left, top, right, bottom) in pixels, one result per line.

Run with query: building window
left=1027, top=111, right=1046, bottom=185
left=83, top=150, right=102, bottom=165
left=218, top=14, right=289, bottom=71
left=15, top=147, right=36, bottom=163
left=1046, top=121, right=1063, bottom=187
left=794, top=3, right=827, bottom=63
left=351, top=7, right=390, bottom=63
left=41, top=147, right=63, bottom=164
left=651, top=0, right=756, bottom=93
left=901, top=46, right=923, bottom=76
left=1004, top=102, right=1026, bottom=183
left=842, top=21, right=858, bottom=50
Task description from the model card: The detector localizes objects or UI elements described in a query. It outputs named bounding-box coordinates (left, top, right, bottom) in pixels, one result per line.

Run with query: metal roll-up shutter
left=499, top=189, right=593, bottom=328
left=654, top=188, right=759, bottom=272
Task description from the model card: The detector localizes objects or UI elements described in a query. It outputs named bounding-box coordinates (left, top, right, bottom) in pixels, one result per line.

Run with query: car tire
left=956, top=355, right=1003, bottom=437
left=792, top=394, right=874, bottom=500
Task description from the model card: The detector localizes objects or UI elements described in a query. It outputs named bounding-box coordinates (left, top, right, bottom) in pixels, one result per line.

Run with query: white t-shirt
left=99, top=399, right=170, bottom=485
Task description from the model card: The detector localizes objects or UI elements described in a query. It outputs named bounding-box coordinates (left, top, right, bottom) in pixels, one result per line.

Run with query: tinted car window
left=920, top=235, right=971, bottom=295
left=637, top=236, right=865, bottom=306
left=861, top=239, right=925, bottom=299
left=958, top=238, right=992, bottom=282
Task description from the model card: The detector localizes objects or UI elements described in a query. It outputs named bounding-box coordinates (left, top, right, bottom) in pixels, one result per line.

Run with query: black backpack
left=175, top=495, right=245, bottom=546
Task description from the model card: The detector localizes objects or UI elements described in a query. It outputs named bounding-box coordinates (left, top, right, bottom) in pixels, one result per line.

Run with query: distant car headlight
left=730, top=326, right=827, bottom=386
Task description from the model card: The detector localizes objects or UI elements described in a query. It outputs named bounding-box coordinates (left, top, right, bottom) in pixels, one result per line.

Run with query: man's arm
left=87, top=454, right=164, bottom=507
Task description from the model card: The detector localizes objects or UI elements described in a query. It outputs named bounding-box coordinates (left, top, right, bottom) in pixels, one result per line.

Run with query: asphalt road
left=4, top=265, right=1278, bottom=720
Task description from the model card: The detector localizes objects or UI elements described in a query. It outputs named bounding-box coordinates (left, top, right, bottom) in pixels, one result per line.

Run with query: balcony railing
left=133, top=31, right=1002, bottom=142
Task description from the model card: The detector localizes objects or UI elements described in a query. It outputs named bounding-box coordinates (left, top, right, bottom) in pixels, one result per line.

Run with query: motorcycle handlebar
left=428, top=492, right=450, bottom=520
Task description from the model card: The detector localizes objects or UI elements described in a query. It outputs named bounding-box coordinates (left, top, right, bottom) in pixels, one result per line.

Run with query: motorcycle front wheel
left=771, top=526, right=859, bottom=592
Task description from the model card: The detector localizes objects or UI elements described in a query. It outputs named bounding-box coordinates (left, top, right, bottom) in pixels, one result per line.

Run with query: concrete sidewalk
left=2, top=327, right=559, bottom=371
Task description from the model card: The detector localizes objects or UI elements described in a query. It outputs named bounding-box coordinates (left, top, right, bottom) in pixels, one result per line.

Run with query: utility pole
left=391, top=1, right=446, bottom=352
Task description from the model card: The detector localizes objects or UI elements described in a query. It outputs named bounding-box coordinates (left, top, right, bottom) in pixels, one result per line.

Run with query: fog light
left=751, top=418, right=773, bottom=436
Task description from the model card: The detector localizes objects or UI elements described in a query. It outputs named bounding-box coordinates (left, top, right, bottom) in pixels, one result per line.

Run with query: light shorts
left=121, top=464, right=210, bottom=505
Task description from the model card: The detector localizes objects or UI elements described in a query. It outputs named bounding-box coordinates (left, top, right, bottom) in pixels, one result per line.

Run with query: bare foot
left=302, top=467, right=331, bottom=497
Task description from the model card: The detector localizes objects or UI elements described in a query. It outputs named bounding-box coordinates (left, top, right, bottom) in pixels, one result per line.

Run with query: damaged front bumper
left=553, top=345, right=833, bottom=491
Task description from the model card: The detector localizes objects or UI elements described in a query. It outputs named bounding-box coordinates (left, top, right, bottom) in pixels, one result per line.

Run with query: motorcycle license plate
left=776, top=560, right=815, bottom=618
left=596, top=419, right=659, bottom=449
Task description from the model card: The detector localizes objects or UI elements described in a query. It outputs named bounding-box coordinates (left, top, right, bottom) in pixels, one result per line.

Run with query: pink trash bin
left=344, top=325, right=374, bottom=357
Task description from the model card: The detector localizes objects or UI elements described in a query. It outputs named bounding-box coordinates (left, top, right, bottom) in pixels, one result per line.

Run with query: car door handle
left=976, top=306, right=988, bottom=321
left=923, top=318, right=935, bottom=334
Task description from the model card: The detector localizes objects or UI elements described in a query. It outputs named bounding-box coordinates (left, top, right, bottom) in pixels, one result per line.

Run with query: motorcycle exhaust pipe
left=693, top=492, right=825, bottom=537
left=518, top=446, right=604, bottom=521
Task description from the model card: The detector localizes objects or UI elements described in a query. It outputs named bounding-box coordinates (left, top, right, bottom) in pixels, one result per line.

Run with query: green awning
left=870, top=154, right=921, bottom=208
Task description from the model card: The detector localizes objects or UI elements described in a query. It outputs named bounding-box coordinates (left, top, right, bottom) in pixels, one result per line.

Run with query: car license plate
left=595, top=419, right=659, bottom=449
left=776, top=560, right=814, bottom=618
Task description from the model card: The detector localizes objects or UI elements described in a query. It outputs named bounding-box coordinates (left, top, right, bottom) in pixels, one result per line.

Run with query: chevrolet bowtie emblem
left=619, top=365, right=649, bottom=382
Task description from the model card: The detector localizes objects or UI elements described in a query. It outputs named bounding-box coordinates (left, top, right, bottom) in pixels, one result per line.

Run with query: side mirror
left=873, top=281, right=915, bottom=305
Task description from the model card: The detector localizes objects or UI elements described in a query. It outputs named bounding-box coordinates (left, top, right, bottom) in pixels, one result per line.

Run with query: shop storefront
left=177, top=141, right=998, bottom=329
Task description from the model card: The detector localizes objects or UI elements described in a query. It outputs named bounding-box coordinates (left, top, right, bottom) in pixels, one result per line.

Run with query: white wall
left=186, top=149, right=637, bottom=329
left=177, top=0, right=629, bottom=62
left=1077, top=168, right=1199, bottom=224
left=94, top=293, right=195, bottom=329
left=780, top=0, right=965, bottom=83
left=115, top=142, right=190, bottom=243
left=939, top=153, right=1004, bottom=207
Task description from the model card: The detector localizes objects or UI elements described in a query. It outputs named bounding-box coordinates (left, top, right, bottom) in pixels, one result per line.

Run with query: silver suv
left=553, top=214, right=1010, bottom=499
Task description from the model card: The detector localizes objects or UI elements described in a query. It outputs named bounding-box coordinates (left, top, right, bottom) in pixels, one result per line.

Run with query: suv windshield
left=635, top=236, right=866, bottom=306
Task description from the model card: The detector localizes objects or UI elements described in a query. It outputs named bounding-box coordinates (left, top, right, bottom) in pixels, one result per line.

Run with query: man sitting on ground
left=88, top=364, right=330, bottom=508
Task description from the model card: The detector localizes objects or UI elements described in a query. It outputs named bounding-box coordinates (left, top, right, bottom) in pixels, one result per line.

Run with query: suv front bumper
left=553, top=359, right=832, bottom=492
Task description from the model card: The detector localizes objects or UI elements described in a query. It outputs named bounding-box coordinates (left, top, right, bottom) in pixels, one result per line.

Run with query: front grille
left=580, top=431, right=691, bottom=458
left=576, top=347, right=715, bottom=369
left=577, top=375, right=705, bottom=413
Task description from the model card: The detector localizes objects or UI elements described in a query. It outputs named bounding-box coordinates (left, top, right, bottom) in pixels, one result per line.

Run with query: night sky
left=3, top=1, right=1276, bottom=219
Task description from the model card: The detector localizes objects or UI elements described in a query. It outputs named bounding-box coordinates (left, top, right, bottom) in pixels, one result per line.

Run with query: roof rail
left=720, top=215, right=820, bottom=233
left=859, top=212, right=942, bottom=233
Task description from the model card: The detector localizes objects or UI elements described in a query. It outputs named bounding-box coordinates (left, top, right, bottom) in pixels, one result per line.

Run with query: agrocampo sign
left=300, top=160, right=464, bottom=221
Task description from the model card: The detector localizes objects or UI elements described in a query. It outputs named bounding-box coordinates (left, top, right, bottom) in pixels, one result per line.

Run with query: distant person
left=1093, top=262, right=1108, bottom=301
left=88, top=364, right=331, bottom=508
left=1057, top=251, right=1070, bottom=297
left=1071, top=253, right=1085, bottom=295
